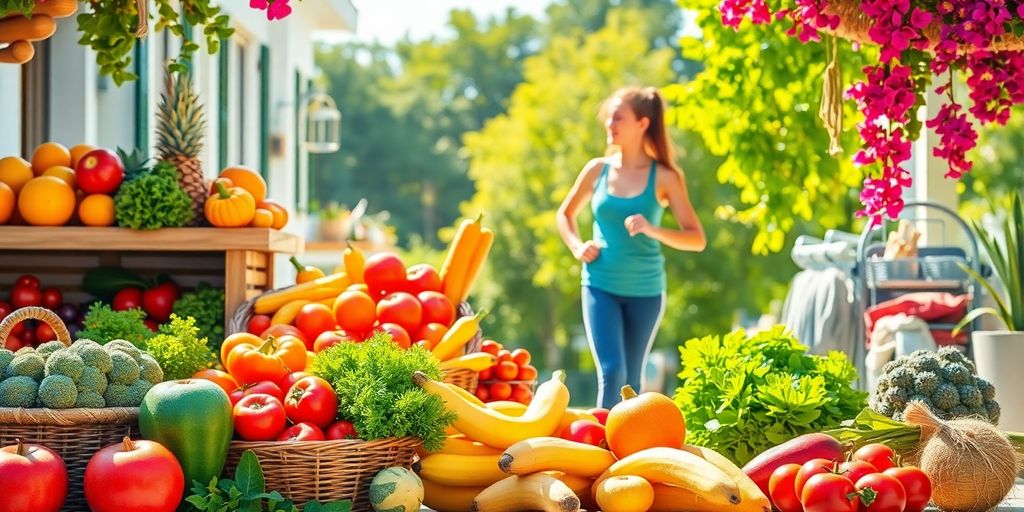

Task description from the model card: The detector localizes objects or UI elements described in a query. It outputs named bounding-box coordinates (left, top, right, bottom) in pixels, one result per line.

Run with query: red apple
left=363, top=252, right=407, bottom=295
left=560, top=420, right=607, bottom=448
left=376, top=323, right=411, bottom=349
left=417, top=291, right=455, bottom=327
left=405, top=264, right=442, bottom=294
left=587, top=408, right=610, bottom=426
left=377, top=292, right=422, bottom=334
left=75, top=148, right=124, bottom=195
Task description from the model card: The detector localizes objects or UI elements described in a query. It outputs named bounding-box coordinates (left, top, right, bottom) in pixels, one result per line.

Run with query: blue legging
left=582, top=285, right=666, bottom=408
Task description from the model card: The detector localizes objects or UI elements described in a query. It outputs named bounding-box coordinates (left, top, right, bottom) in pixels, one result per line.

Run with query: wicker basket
left=824, top=0, right=1024, bottom=51
left=0, top=307, right=139, bottom=511
left=224, top=436, right=421, bottom=511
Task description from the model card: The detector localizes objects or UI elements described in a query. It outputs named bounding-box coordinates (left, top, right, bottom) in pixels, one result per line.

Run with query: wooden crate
left=0, top=227, right=303, bottom=331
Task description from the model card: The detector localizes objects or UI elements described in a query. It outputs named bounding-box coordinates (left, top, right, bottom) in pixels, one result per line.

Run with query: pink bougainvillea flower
left=250, top=0, right=268, bottom=9
left=266, top=0, right=292, bottom=20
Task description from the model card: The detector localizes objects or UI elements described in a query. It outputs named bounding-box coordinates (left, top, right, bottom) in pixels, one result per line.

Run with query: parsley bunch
left=77, top=303, right=154, bottom=347
left=146, top=315, right=213, bottom=380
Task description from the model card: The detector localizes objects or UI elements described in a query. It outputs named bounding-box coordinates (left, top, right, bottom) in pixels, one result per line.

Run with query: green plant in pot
left=956, top=192, right=1024, bottom=431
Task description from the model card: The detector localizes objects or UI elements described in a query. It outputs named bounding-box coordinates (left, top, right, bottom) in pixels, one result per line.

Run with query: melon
left=369, top=466, right=424, bottom=512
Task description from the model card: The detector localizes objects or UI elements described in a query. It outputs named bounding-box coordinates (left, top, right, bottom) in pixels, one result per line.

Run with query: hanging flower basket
left=719, top=0, right=1024, bottom=224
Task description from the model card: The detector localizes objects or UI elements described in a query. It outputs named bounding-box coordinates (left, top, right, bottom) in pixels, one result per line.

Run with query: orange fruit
left=69, top=144, right=96, bottom=169
left=17, top=176, right=76, bottom=226
left=0, top=181, right=14, bottom=224
left=249, top=208, right=274, bottom=228
left=78, top=194, right=116, bottom=226
left=42, top=165, right=76, bottom=189
left=605, top=386, right=686, bottom=459
left=31, top=142, right=71, bottom=176
left=0, top=156, right=34, bottom=194
left=257, top=199, right=289, bottom=229
left=219, top=166, right=267, bottom=202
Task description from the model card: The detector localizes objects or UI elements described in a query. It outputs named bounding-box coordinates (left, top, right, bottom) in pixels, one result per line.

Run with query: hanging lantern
left=304, top=92, right=341, bottom=154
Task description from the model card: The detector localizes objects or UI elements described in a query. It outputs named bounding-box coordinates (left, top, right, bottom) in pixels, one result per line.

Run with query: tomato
left=4, top=334, right=24, bottom=351
left=40, top=287, right=62, bottom=310
left=294, top=303, right=336, bottom=347
left=474, top=385, right=490, bottom=402
left=768, top=464, right=803, bottom=512
left=278, top=371, right=313, bottom=393
left=478, top=367, right=494, bottom=380
left=480, top=339, right=502, bottom=355
left=883, top=467, right=931, bottom=512
left=511, top=348, right=532, bottom=366
left=376, top=323, right=411, bottom=349
left=143, top=320, right=159, bottom=332
left=112, top=287, right=143, bottom=311
left=489, top=381, right=512, bottom=401
left=225, top=335, right=307, bottom=385
left=191, top=369, right=238, bottom=396
left=416, top=323, right=448, bottom=349
left=84, top=437, right=184, bottom=512
left=325, top=420, right=359, bottom=440
left=333, top=290, right=377, bottom=334
left=517, top=364, right=538, bottom=381
left=495, top=361, right=519, bottom=381
left=75, top=148, right=124, bottom=195
left=0, top=440, right=67, bottom=512
left=794, top=458, right=838, bottom=497
left=838, top=460, right=877, bottom=490
left=277, top=422, right=326, bottom=442
left=233, top=394, right=287, bottom=441
left=284, top=376, right=338, bottom=428
left=587, top=407, right=610, bottom=425
left=496, top=349, right=513, bottom=365
left=10, top=286, right=41, bottom=308
left=314, top=330, right=352, bottom=353
left=559, top=420, right=607, bottom=448
left=35, top=322, right=56, bottom=343
left=377, top=292, right=423, bottom=334
left=15, top=275, right=40, bottom=289
left=406, top=264, right=442, bottom=294
left=417, top=291, right=455, bottom=326
left=855, top=473, right=906, bottom=512
left=853, top=444, right=896, bottom=473
left=247, top=314, right=272, bottom=335
left=363, top=252, right=407, bottom=295
left=800, top=473, right=858, bottom=512
left=0, top=300, right=11, bottom=321
left=229, top=380, right=285, bottom=407
left=259, top=324, right=308, bottom=345
left=142, top=282, right=177, bottom=323
left=510, top=383, right=533, bottom=404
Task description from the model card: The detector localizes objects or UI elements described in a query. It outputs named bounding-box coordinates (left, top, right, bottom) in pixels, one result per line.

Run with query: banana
left=413, top=370, right=570, bottom=449
left=472, top=473, right=581, bottom=512
left=593, top=447, right=742, bottom=508
left=485, top=400, right=527, bottom=416
left=677, top=444, right=772, bottom=512
left=441, top=352, right=498, bottom=372
left=446, top=382, right=486, bottom=407
left=269, top=299, right=312, bottom=324
left=499, top=436, right=616, bottom=478
left=556, top=408, right=600, bottom=435
left=421, top=477, right=485, bottom=512
left=417, top=453, right=507, bottom=487
left=545, top=471, right=594, bottom=498
left=433, top=436, right=504, bottom=456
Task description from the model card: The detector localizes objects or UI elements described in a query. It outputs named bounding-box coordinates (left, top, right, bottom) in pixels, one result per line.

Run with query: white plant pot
left=973, top=330, right=1024, bottom=432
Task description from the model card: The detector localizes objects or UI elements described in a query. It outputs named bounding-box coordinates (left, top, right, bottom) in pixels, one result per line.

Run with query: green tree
left=967, top=104, right=1024, bottom=204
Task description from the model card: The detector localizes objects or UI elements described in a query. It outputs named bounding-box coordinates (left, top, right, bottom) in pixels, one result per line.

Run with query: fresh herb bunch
left=310, top=334, right=455, bottom=452
left=78, top=303, right=154, bottom=347
left=77, top=0, right=233, bottom=85
left=185, top=450, right=352, bottom=512
left=172, top=284, right=225, bottom=352
left=114, top=161, right=194, bottom=229
left=674, top=326, right=867, bottom=465
left=0, top=0, right=34, bottom=17
left=146, top=315, right=212, bottom=380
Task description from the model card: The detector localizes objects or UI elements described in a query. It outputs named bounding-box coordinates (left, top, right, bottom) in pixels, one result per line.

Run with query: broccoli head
left=37, top=375, right=78, bottom=409
left=126, top=379, right=152, bottom=406
left=77, top=366, right=107, bottom=395
left=105, top=340, right=144, bottom=363
left=36, top=341, right=67, bottom=359
left=0, top=349, right=14, bottom=374
left=75, top=390, right=106, bottom=408
left=108, top=351, right=140, bottom=386
left=0, top=376, right=39, bottom=408
left=4, top=353, right=44, bottom=381
left=104, top=383, right=135, bottom=407
left=138, top=354, right=163, bottom=385
left=74, top=343, right=113, bottom=374
left=44, top=349, right=85, bottom=381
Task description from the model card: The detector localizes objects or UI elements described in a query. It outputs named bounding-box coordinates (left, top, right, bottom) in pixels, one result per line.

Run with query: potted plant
left=956, top=192, right=1024, bottom=430
left=313, top=201, right=350, bottom=242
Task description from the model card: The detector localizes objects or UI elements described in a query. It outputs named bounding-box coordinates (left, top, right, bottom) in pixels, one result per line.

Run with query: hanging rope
left=819, top=35, right=844, bottom=156
left=135, top=0, right=149, bottom=38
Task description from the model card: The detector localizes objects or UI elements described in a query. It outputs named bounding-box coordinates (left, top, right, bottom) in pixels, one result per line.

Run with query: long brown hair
left=602, top=86, right=682, bottom=175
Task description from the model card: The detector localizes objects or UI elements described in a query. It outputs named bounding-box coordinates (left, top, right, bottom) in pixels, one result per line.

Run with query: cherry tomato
left=284, top=376, right=338, bottom=428
left=233, top=394, right=287, bottom=441
left=838, top=460, right=877, bottom=490
left=112, top=288, right=143, bottom=311
left=276, top=422, right=325, bottom=442
left=40, top=288, right=62, bottom=310
left=325, top=420, right=359, bottom=440
left=855, top=473, right=906, bottom=512
left=480, top=340, right=502, bottom=356
left=883, top=467, right=931, bottom=512
left=768, top=463, right=803, bottom=512
left=15, top=275, right=40, bottom=289
left=795, top=458, right=837, bottom=497
left=511, top=348, right=531, bottom=366
left=247, top=314, right=272, bottom=336
left=34, top=322, right=56, bottom=343
left=801, top=473, right=858, bottom=512
left=853, top=444, right=896, bottom=472
left=10, top=286, right=42, bottom=308
left=0, top=300, right=11, bottom=321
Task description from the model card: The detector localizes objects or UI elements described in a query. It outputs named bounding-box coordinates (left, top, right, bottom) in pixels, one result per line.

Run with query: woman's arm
left=557, top=159, right=603, bottom=261
left=626, top=168, right=707, bottom=252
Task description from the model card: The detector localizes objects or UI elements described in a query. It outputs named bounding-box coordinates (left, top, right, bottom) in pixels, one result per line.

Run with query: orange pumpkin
left=224, top=335, right=307, bottom=385
left=205, top=181, right=256, bottom=227
left=605, top=386, right=687, bottom=459
left=249, top=208, right=274, bottom=228
left=208, top=176, right=233, bottom=195
left=219, top=166, right=267, bottom=202
left=256, top=199, right=289, bottom=229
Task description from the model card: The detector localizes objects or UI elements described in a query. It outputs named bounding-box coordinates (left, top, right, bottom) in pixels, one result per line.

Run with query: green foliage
left=78, top=303, right=153, bottom=347
left=184, top=450, right=352, bottom=512
left=171, top=284, right=225, bottom=351
left=956, top=192, right=1024, bottom=331
left=76, top=0, right=233, bottom=85
left=0, top=0, right=34, bottom=17
left=674, top=326, right=866, bottom=465
left=147, top=315, right=211, bottom=380
left=967, top=106, right=1024, bottom=202
left=309, top=334, right=455, bottom=452
left=665, top=1, right=874, bottom=253
left=114, top=162, right=194, bottom=229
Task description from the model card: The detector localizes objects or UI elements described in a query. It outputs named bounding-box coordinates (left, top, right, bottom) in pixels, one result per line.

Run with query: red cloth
left=864, top=292, right=970, bottom=348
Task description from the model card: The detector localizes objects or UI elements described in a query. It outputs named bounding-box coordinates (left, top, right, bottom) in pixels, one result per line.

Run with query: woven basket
left=824, top=0, right=1024, bottom=51
left=224, top=436, right=421, bottom=511
left=0, top=307, right=139, bottom=511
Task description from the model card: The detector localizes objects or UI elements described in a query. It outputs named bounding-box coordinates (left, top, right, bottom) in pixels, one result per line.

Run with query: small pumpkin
left=219, top=166, right=267, bottom=202
left=605, top=386, right=686, bottom=459
left=250, top=208, right=274, bottom=228
left=369, top=467, right=424, bottom=512
left=205, top=181, right=256, bottom=227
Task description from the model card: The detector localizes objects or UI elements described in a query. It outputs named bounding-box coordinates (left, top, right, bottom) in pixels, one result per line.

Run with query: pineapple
left=155, top=69, right=207, bottom=226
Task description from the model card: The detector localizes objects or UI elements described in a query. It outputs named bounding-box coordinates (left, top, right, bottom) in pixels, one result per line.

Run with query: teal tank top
left=582, top=160, right=666, bottom=297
